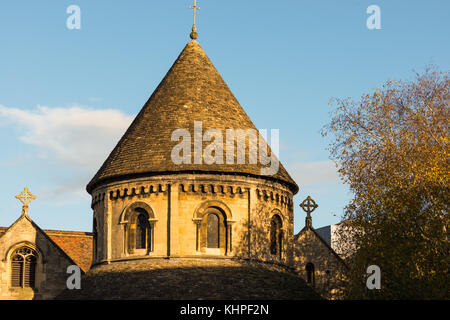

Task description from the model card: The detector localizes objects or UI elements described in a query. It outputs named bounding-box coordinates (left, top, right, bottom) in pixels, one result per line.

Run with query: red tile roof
left=44, top=229, right=93, bottom=273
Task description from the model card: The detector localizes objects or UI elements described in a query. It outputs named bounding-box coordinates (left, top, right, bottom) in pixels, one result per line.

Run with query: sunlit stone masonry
left=0, top=31, right=347, bottom=301
left=82, top=35, right=347, bottom=299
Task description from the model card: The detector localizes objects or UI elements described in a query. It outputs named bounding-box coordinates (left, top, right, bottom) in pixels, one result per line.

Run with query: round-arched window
left=270, top=214, right=283, bottom=258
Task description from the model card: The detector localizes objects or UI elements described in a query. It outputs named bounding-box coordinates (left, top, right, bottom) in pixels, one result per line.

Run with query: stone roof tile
left=87, top=40, right=298, bottom=194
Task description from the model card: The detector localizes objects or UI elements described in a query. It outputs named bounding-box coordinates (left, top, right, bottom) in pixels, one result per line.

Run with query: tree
left=322, top=66, right=449, bottom=299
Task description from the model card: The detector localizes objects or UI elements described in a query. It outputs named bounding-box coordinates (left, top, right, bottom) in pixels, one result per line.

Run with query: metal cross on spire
left=300, top=196, right=318, bottom=228
left=190, top=0, right=200, bottom=26
left=15, top=187, right=36, bottom=217
left=189, top=0, right=200, bottom=40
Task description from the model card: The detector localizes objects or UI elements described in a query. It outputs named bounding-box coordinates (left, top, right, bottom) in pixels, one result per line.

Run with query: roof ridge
left=43, top=229, right=93, bottom=236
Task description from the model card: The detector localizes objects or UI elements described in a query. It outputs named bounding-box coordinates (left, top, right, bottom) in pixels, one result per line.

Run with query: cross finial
left=300, top=196, right=318, bottom=228
left=189, top=0, right=200, bottom=40
left=15, top=187, right=36, bottom=217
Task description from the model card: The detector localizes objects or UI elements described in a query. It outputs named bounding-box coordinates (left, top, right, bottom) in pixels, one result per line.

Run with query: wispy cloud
left=0, top=104, right=133, bottom=170
left=37, top=175, right=91, bottom=206
left=0, top=105, right=346, bottom=208
left=0, top=104, right=133, bottom=203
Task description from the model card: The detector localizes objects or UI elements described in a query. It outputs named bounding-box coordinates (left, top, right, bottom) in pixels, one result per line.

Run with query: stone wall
left=90, top=173, right=294, bottom=267
left=0, top=216, right=76, bottom=300
left=293, top=227, right=347, bottom=299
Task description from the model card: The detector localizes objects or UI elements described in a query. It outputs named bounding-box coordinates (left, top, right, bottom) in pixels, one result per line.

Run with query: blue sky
left=0, top=1, right=448, bottom=233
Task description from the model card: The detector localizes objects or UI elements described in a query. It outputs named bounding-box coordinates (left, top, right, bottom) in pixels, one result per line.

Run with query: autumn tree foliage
left=322, top=67, right=449, bottom=299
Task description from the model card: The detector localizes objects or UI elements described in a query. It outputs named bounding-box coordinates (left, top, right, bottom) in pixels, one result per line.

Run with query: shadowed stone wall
left=293, top=228, right=347, bottom=299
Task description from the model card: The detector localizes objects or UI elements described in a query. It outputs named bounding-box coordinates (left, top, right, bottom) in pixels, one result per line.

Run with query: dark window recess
left=306, top=262, right=315, bottom=286
left=206, top=213, right=220, bottom=248
left=136, top=213, right=150, bottom=249
left=270, top=215, right=283, bottom=258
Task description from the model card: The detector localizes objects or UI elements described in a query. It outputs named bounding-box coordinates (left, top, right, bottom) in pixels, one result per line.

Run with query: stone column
left=193, top=218, right=202, bottom=252
left=227, top=221, right=236, bottom=255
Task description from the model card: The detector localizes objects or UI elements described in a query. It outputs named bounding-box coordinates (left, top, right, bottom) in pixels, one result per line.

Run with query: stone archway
left=193, top=201, right=235, bottom=255
left=120, top=202, right=158, bottom=255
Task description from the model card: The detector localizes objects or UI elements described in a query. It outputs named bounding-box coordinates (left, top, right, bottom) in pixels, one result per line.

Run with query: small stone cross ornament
left=300, top=196, right=318, bottom=228
left=15, top=187, right=36, bottom=217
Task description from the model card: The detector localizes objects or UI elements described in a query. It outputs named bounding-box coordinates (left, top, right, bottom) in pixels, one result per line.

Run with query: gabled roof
left=45, top=230, right=93, bottom=273
left=294, top=225, right=348, bottom=269
left=87, top=40, right=298, bottom=194
left=0, top=218, right=92, bottom=273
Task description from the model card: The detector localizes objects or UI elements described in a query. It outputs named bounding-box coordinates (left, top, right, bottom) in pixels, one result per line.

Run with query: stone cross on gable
left=15, top=187, right=36, bottom=217
left=300, top=196, right=318, bottom=228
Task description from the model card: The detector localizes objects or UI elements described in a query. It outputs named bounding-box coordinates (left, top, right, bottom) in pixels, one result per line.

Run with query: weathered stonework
left=293, top=227, right=348, bottom=299
left=56, top=258, right=322, bottom=300
left=0, top=216, right=79, bottom=300
left=91, top=174, right=294, bottom=267
left=81, top=38, right=348, bottom=300
left=1, top=29, right=351, bottom=300
left=86, top=40, right=298, bottom=195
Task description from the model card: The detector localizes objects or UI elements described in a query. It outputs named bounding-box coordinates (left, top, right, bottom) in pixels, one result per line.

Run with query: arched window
left=93, top=218, right=98, bottom=260
left=125, top=206, right=154, bottom=254
left=121, top=202, right=157, bottom=255
left=206, top=213, right=220, bottom=248
left=136, top=213, right=150, bottom=249
left=11, top=247, right=37, bottom=288
left=306, top=262, right=315, bottom=286
left=270, top=215, right=283, bottom=258
left=195, top=205, right=229, bottom=255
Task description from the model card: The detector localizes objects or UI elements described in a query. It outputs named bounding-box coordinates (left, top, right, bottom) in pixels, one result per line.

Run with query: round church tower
left=87, top=38, right=299, bottom=267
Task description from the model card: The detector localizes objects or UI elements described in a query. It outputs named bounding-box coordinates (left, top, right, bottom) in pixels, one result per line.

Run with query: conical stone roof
left=87, top=40, right=298, bottom=194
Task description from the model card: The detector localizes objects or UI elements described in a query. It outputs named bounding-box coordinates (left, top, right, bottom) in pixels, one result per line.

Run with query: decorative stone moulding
left=108, top=184, right=168, bottom=200
left=255, top=188, right=292, bottom=208
left=179, top=183, right=247, bottom=196
left=91, top=184, right=170, bottom=207
left=91, top=192, right=106, bottom=208
left=92, top=184, right=293, bottom=211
